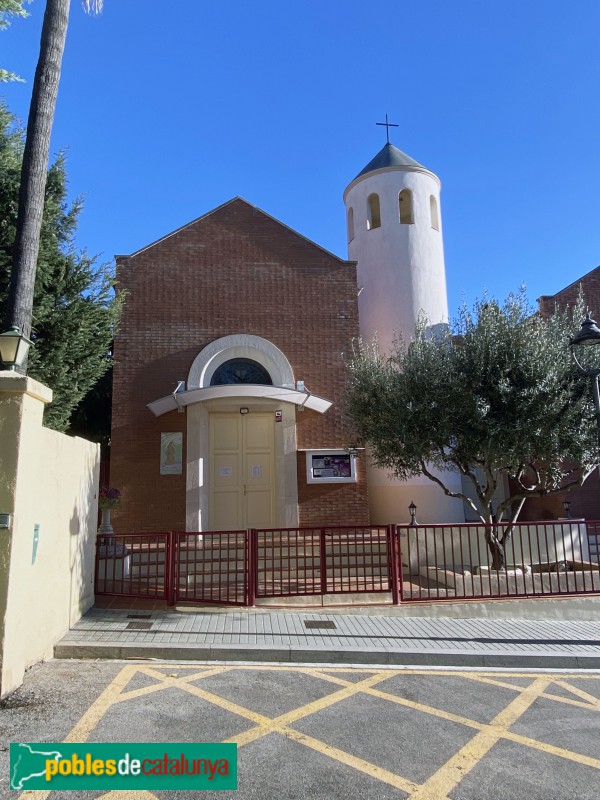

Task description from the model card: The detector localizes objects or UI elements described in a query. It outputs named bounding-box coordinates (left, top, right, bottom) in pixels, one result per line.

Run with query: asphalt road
left=2, top=659, right=600, bottom=800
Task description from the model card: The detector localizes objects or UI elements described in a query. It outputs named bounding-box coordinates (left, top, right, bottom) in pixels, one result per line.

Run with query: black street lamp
left=570, top=313, right=600, bottom=448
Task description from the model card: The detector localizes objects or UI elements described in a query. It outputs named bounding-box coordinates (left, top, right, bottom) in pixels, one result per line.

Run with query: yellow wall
left=0, top=372, right=100, bottom=697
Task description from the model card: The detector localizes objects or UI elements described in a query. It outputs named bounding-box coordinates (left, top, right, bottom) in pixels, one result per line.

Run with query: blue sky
left=3, top=1, right=600, bottom=317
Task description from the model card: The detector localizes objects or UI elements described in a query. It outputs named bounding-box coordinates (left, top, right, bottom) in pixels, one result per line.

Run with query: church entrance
left=209, top=412, right=275, bottom=530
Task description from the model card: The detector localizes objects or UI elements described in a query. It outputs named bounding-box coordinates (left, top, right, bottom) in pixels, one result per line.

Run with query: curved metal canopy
left=147, top=384, right=332, bottom=417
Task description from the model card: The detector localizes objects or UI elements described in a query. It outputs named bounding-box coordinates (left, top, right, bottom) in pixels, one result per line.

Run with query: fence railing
left=399, top=520, right=600, bottom=602
left=95, top=521, right=600, bottom=606
left=174, top=530, right=248, bottom=606
left=252, top=526, right=394, bottom=601
left=95, top=532, right=171, bottom=600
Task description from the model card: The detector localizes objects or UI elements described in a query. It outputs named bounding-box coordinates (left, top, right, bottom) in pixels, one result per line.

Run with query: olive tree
left=345, top=291, right=598, bottom=568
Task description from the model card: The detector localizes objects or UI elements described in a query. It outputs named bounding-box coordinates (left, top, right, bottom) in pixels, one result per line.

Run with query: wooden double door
left=209, top=412, right=275, bottom=530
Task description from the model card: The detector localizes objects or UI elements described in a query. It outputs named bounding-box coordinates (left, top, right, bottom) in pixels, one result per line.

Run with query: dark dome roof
left=353, top=142, right=425, bottom=180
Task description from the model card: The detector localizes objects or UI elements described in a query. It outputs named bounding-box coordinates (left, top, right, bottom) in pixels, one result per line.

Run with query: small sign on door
left=252, top=465, right=262, bottom=478
left=275, top=409, right=282, bottom=423
left=219, top=466, right=233, bottom=477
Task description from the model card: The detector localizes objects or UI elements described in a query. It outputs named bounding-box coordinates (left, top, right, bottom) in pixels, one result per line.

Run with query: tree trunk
left=4, top=0, right=71, bottom=340
left=485, top=524, right=515, bottom=570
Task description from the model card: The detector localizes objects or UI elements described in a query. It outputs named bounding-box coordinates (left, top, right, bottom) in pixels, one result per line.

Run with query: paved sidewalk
left=55, top=606, right=600, bottom=669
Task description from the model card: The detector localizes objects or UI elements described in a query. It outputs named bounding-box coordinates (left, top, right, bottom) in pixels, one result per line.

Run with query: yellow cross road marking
left=17, top=665, right=600, bottom=800
left=406, top=677, right=552, bottom=800
left=503, top=729, right=600, bottom=770
left=553, top=678, right=600, bottom=709
left=114, top=664, right=231, bottom=703
left=283, top=726, right=420, bottom=795
left=364, top=684, right=485, bottom=731
left=225, top=671, right=397, bottom=747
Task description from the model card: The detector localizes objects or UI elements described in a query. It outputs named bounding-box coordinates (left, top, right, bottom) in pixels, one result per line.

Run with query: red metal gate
left=173, top=530, right=248, bottom=605
left=95, top=525, right=397, bottom=605
left=251, top=525, right=397, bottom=602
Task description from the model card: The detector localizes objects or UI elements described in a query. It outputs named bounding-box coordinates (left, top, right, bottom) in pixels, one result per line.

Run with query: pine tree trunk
left=5, top=0, right=71, bottom=339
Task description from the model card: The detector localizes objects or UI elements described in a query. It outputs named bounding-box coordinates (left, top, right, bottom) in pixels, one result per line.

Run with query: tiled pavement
left=55, top=606, right=600, bottom=668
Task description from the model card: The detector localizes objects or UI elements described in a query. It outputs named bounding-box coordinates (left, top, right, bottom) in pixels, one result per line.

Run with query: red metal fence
left=95, top=520, right=600, bottom=606
left=95, top=532, right=170, bottom=600
left=399, top=520, right=600, bottom=602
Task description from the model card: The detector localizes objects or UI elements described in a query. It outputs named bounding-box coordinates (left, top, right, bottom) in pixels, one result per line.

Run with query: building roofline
left=537, top=265, right=600, bottom=305
left=115, top=197, right=352, bottom=266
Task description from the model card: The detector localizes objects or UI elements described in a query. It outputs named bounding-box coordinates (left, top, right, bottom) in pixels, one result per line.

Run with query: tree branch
left=419, top=460, right=482, bottom=520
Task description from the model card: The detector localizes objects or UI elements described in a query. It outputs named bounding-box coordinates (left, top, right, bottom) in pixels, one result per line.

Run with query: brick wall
left=526, top=265, right=600, bottom=521
left=110, top=198, right=369, bottom=531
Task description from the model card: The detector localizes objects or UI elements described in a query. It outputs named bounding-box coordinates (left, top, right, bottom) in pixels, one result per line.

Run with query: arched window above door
left=210, top=358, right=273, bottom=386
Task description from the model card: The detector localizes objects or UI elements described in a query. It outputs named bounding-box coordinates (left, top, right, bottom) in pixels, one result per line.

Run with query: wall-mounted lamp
left=240, top=407, right=249, bottom=415
left=409, top=501, right=418, bottom=527
left=562, top=497, right=572, bottom=519
left=0, top=326, right=33, bottom=372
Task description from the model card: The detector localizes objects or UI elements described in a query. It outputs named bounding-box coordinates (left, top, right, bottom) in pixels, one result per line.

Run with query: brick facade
left=110, top=198, right=369, bottom=531
left=523, top=265, right=600, bottom=521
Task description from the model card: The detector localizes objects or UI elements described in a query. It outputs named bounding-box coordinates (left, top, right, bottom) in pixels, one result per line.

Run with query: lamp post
left=570, top=313, right=600, bottom=448
left=0, top=326, right=33, bottom=373
left=408, top=501, right=418, bottom=526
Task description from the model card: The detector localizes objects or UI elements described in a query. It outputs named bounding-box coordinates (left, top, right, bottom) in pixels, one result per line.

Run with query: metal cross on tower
left=376, top=113, right=399, bottom=144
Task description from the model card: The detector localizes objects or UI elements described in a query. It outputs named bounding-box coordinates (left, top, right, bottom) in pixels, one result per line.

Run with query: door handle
left=244, top=484, right=247, bottom=496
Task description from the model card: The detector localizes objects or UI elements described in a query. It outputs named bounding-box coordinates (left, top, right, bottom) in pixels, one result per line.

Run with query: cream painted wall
left=0, top=372, right=100, bottom=698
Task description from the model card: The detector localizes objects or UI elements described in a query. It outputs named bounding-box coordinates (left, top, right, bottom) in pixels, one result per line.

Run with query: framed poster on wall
left=305, top=450, right=357, bottom=484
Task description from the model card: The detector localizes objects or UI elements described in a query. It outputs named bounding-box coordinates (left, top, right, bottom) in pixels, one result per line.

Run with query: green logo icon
left=10, top=742, right=237, bottom=790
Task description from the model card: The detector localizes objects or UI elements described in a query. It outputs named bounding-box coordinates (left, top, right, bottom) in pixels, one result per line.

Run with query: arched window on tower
left=347, top=207, right=355, bottom=243
left=430, top=195, right=439, bottom=230
left=367, top=193, right=381, bottom=230
left=399, top=189, right=413, bottom=224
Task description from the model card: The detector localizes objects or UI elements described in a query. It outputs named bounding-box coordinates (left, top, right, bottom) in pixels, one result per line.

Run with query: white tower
left=344, top=139, right=464, bottom=524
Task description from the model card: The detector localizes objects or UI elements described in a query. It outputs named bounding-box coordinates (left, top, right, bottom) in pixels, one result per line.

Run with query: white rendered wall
left=345, top=164, right=463, bottom=524
left=345, top=166, right=449, bottom=352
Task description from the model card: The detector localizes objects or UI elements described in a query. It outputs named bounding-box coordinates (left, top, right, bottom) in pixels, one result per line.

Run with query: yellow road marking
left=114, top=665, right=231, bottom=702
left=407, top=677, right=552, bottom=800
left=17, top=664, right=600, bottom=800
left=283, top=726, right=419, bottom=794
left=461, top=671, right=600, bottom=711
left=63, top=665, right=139, bottom=742
left=553, top=678, right=600, bottom=709
left=224, top=671, right=396, bottom=746
left=459, top=672, right=534, bottom=693
left=364, top=685, right=484, bottom=731
left=503, top=729, right=600, bottom=769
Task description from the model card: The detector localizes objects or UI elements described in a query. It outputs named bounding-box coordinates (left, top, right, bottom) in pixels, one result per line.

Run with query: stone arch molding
left=187, top=334, right=295, bottom=390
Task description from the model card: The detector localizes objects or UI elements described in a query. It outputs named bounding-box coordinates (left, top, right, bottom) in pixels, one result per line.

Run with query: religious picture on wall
left=160, top=432, right=183, bottom=475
